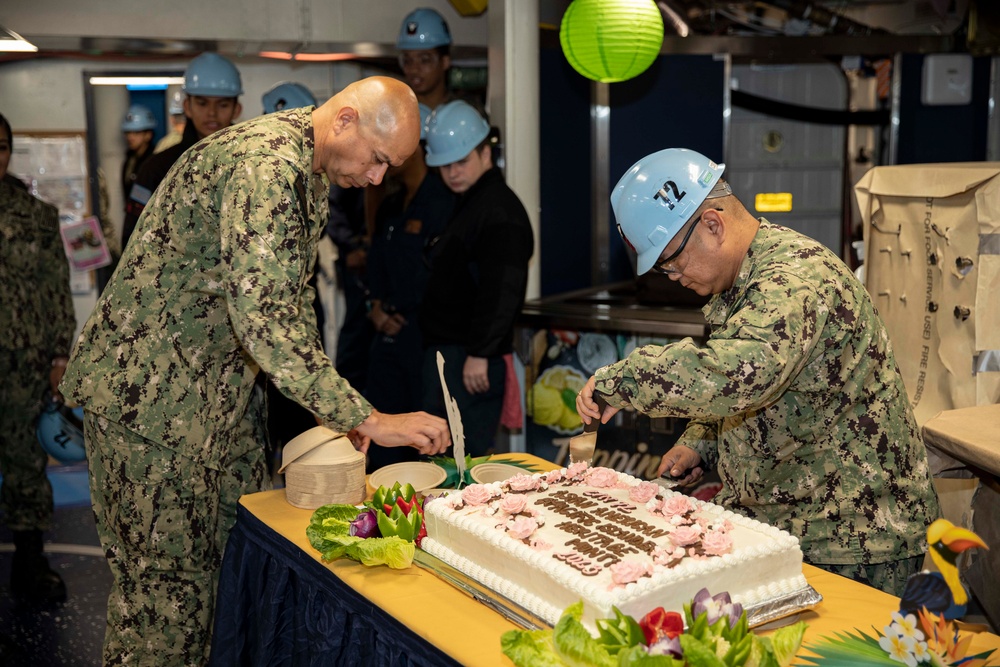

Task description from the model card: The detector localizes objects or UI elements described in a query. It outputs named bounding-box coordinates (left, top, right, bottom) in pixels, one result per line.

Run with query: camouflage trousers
left=85, top=405, right=270, bottom=666
left=810, top=554, right=925, bottom=598
left=0, top=346, right=54, bottom=531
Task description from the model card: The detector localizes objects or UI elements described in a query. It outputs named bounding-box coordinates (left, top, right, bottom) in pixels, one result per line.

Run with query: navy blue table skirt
left=209, top=503, right=460, bottom=666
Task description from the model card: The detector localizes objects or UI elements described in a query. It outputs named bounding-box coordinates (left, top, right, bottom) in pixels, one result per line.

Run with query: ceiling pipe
left=764, top=0, right=888, bottom=36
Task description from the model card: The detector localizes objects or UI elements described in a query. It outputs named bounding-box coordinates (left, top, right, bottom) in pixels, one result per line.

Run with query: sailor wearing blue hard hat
left=397, top=7, right=453, bottom=110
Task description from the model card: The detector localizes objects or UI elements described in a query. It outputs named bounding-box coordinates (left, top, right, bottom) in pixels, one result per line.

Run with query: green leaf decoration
left=501, top=628, right=564, bottom=667
left=768, top=621, right=807, bottom=666
left=428, top=455, right=542, bottom=488
left=797, top=629, right=902, bottom=666
left=552, top=601, right=616, bottom=667
left=679, top=634, right=727, bottom=667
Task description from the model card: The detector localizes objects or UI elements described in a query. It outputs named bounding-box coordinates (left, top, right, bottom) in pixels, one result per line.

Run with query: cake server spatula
left=568, top=393, right=607, bottom=464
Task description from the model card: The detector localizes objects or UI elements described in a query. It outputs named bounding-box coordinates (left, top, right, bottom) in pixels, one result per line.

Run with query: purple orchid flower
left=647, top=635, right=683, bottom=659
left=692, top=588, right=744, bottom=629
left=349, top=509, right=380, bottom=538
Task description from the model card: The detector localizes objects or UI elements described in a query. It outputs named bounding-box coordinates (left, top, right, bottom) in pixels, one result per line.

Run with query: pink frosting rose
left=508, top=474, right=540, bottom=492
left=499, top=493, right=528, bottom=515
left=701, top=530, right=734, bottom=556
left=544, top=470, right=564, bottom=485
left=661, top=495, right=695, bottom=518
left=669, top=525, right=703, bottom=547
left=609, top=560, right=653, bottom=586
left=629, top=481, right=659, bottom=504
left=506, top=516, right=539, bottom=540
left=565, top=461, right=589, bottom=478
left=461, top=484, right=494, bottom=506
left=585, top=467, right=619, bottom=488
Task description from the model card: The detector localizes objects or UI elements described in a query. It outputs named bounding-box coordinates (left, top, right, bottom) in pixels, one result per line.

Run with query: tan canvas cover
left=854, top=163, right=1000, bottom=426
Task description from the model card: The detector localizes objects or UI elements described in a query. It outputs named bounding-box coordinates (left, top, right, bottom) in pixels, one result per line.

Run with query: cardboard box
left=854, top=163, right=1000, bottom=426
left=923, top=405, right=1000, bottom=627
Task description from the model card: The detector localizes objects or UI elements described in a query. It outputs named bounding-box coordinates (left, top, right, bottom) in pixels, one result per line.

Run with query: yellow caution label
left=755, top=192, right=793, bottom=212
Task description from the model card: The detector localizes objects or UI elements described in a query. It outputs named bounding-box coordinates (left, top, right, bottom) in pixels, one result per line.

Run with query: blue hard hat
left=611, top=148, right=726, bottom=275
left=397, top=7, right=452, bottom=50
left=418, top=103, right=432, bottom=140
left=183, top=52, right=243, bottom=97
left=121, top=104, right=156, bottom=132
left=167, top=90, right=184, bottom=115
left=424, top=100, right=489, bottom=167
left=36, top=391, right=86, bottom=465
left=262, top=81, right=317, bottom=114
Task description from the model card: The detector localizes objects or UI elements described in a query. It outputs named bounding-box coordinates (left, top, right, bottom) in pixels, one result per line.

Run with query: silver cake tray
left=414, top=549, right=823, bottom=631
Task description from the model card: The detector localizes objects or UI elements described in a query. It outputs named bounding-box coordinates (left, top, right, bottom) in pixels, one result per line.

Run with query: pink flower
left=610, top=560, right=653, bottom=586
left=650, top=546, right=681, bottom=566
left=508, top=474, right=540, bottom=492
left=461, top=484, right=494, bottom=506
left=565, top=461, right=589, bottom=478
left=661, top=495, right=695, bottom=518
left=499, top=494, right=528, bottom=515
left=506, top=516, right=538, bottom=540
left=529, top=538, right=552, bottom=551
left=701, top=530, right=733, bottom=556
left=544, top=470, right=564, bottom=484
left=585, top=467, right=619, bottom=488
left=629, top=481, right=659, bottom=504
left=669, top=525, right=703, bottom=547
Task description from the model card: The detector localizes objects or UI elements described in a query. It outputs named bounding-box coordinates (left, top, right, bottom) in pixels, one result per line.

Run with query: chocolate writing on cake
left=538, top=489, right=664, bottom=576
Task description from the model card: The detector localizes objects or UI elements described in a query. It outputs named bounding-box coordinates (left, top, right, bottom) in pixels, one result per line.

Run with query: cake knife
left=568, top=393, right=607, bottom=464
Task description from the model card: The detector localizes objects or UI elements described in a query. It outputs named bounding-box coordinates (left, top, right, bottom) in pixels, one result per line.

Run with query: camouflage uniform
left=594, top=220, right=939, bottom=592
left=60, top=107, right=372, bottom=665
left=0, top=178, right=76, bottom=532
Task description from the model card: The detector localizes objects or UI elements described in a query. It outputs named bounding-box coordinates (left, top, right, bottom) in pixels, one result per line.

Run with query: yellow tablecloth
left=238, top=453, right=1000, bottom=666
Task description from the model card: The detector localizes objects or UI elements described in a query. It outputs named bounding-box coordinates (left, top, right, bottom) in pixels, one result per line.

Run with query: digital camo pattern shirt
left=594, top=220, right=939, bottom=564
left=0, top=178, right=76, bottom=355
left=61, top=108, right=372, bottom=469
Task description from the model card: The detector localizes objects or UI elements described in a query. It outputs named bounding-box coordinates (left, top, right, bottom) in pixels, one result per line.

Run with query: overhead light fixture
left=89, top=76, right=186, bottom=86
left=259, top=51, right=358, bottom=62
left=0, top=25, right=37, bottom=52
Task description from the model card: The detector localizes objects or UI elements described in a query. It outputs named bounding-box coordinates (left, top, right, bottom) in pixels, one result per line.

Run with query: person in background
left=262, top=81, right=317, bottom=115
left=0, top=112, right=76, bottom=604
left=119, top=104, right=156, bottom=204
left=397, top=6, right=454, bottom=111
left=365, top=102, right=456, bottom=471
left=329, top=184, right=374, bottom=391
left=121, top=52, right=243, bottom=251
left=60, top=76, right=450, bottom=666
left=577, top=147, right=939, bottom=597
left=153, top=89, right=186, bottom=154
left=419, top=101, right=533, bottom=458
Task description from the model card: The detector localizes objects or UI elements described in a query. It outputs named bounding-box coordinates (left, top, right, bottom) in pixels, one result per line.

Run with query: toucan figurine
left=898, top=518, right=989, bottom=620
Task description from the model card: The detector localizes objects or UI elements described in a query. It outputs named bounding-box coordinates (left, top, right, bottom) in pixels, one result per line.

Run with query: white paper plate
left=470, top=462, right=528, bottom=485
left=369, top=462, right=447, bottom=493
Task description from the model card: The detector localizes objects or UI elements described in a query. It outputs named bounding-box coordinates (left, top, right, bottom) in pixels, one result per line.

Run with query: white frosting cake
left=422, top=463, right=809, bottom=628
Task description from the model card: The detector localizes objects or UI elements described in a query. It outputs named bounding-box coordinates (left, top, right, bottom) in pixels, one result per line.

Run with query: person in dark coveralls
left=420, top=100, right=533, bottom=457
left=0, top=113, right=76, bottom=603
left=365, top=103, right=456, bottom=471
left=119, top=104, right=157, bottom=203
left=60, top=77, right=451, bottom=666
left=120, top=52, right=243, bottom=251
left=577, top=148, right=939, bottom=596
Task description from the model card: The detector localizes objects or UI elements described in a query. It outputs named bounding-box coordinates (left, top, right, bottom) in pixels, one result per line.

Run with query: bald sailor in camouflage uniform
left=0, top=113, right=76, bottom=603
left=578, top=148, right=939, bottom=597
left=60, top=76, right=451, bottom=666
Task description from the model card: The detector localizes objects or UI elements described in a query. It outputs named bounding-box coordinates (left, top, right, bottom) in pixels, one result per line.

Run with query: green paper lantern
left=559, top=0, right=665, bottom=83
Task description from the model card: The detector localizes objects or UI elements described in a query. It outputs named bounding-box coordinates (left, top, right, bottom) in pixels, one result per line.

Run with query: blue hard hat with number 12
left=611, top=148, right=726, bottom=275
